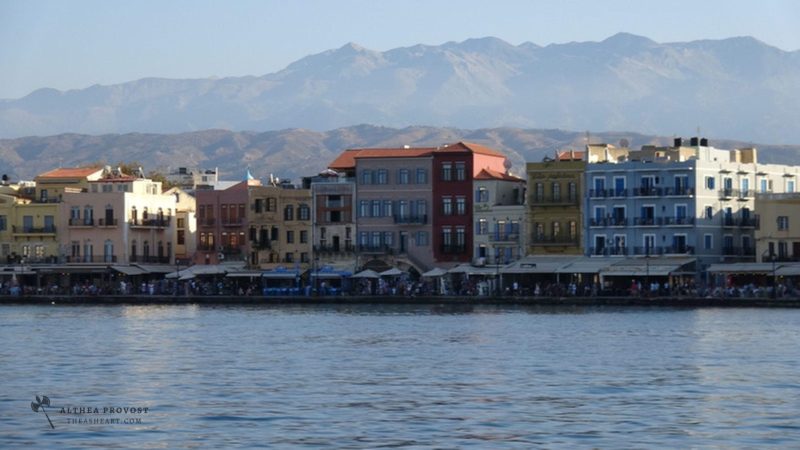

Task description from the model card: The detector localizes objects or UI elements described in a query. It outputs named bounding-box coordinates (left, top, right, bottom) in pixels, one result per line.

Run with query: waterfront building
left=432, top=142, right=508, bottom=266
left=194, top=177, right=258, bottom=265
left=584, top=137, right=800, bottom=273
left=60, top=167, right=178, bottom=265
left=164, top=187, right=197, bottom=265
left=166, top=167, right=219, bottom=190
left=304, top=170, right=357, bottom=268
left=754, top=193, right=800, bottom=262
left=526, top=151, right=585, bottom=255
left=248, top=181, right=312, bottom=270
left=473, top=168, right=526, bottom=264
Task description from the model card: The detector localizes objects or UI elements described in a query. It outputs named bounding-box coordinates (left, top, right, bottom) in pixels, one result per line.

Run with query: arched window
left=104, top=239, right=114, bottom=263
left=143, top=240, right=150, bottom=258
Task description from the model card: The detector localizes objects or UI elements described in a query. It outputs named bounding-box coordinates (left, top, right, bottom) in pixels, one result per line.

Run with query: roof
left=556, top=150, right=586, bottom=161
left=327, top=141, right=506, bottom=170
left=36, top=167, right=102, bottom=179
left=474, top=168, right=525, bottom=182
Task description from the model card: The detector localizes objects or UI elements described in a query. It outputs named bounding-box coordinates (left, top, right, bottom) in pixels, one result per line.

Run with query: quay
left=2, top=295, right=800, bottom=308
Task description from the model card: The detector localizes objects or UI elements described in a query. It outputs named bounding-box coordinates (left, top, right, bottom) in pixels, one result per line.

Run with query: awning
left=0, top=266, right=37, bottom=275
left=776, top=264, right=800, bottom=276
left=226, top=271, right=265, bottom=278
left=111, top=265, right=147, bottom=276
left=380, top=268, right=403, bottom=277
left=706, top=263, right=778, bottom=274
left=422, top=267, right=447, bottom=277
left=554, top=257, right=615, bottom=274
left=601, top=258, right=695, bottom=277
left=261, top=270, right=301, bottom=279
left=311, top=271, right=351, bottom=279
left=352, top=269, right=379, bottom=279
left=448, top=264, right=498, bottom=276
left=135, top=264, right=175, bottom=274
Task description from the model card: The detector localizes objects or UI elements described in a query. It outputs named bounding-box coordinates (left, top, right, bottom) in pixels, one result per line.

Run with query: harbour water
left=1, top=304, right=799, bottom=448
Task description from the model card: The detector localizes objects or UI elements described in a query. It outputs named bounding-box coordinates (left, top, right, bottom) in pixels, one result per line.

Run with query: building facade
left=755, top=193, right=800, bottom=262
left=194, top=180, right=256, bottom=265
left=526, top=152, right=585, bottom=255
left=473, top=169, right=526, bottom=264
left=248, top=183, right=312, bottom=270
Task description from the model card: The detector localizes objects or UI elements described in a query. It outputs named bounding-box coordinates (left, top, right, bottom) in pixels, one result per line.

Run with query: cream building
left=755, top=193, right=800, bottom=262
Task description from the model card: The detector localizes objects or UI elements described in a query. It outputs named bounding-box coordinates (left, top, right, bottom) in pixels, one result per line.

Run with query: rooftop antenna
left=585, top=130, right=591, bottom=145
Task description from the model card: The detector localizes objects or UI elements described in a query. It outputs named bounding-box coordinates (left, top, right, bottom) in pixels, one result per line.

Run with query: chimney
left=700, top=138, right=708, bottom=147
left=690, top=137, right=699, bottom=146
left=674, top=137, right=682, bottom=147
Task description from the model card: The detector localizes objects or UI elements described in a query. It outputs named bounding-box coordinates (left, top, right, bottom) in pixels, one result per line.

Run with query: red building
left=194, top=180, right=258, bottom=264
left=431, top=142, right=508, bottom=264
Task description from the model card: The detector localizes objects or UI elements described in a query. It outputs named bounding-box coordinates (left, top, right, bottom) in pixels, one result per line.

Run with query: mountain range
left=2, top=33, right=800, bottom=143
left=2, top=125, right=799, bottom=183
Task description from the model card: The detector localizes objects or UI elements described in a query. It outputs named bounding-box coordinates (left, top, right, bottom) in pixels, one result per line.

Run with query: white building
left=473, top=168, right=526, bottom=264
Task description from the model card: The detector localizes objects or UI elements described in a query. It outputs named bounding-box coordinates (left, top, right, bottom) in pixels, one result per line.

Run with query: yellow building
left=248, top=183, right=312, bottom=269
left=527, top=151, right=585, bottom=255
left=755, top=193, right=800, bottom=262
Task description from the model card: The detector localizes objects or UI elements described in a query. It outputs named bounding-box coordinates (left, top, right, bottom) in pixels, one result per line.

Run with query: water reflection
left=1, top=305, right=799, bottom=447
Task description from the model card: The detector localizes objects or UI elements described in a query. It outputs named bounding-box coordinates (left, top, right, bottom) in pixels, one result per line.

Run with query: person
left=512, top=281, right=519, bottom=295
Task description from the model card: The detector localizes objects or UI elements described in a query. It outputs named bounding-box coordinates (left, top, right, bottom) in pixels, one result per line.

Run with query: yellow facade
left=754, top=193, right=800, bottom=262
left=527, top=158, right=585, bottom=255
left=248, top=184, right=312, bottom=269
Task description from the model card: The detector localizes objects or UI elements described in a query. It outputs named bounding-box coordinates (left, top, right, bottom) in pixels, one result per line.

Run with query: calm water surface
left=1, top=304, right=799, bottom=448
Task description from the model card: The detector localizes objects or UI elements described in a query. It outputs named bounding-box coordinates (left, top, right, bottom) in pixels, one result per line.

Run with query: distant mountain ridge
left=2, top=34, right=800, bottom=143
left=2, top=125, right=799, bottom=183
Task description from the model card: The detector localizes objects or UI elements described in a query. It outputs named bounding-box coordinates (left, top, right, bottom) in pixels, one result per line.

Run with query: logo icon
left=31, top=395, right=55, bottom=429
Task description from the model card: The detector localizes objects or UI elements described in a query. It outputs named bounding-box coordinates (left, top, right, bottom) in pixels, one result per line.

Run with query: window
left=552, top=182, right=561, bottom=201
left=476, top=187, right=489, bottom=203
left=741, top=177, right=750, bottom=195
left=552, top=221, right=560, bottom=238
left=789, top=180, right=796, bottom=193
left=704, top=234, right=713, bottom=250
left=397, top=200, right=408, bottom=218
left=383, top=200, right=392, bottom=217
left=477, top=218, right=488, bottom=234
left=177, top=217, right=185, bottom=228
left=442, top=227, right=452, bottom=246
left=534, top=183, right=544, bottom=202
left=705, top=206, right=713, bottom=220
left=760, top=178, right=769, bottom=193
left=568, top=182, right=577, bottom=202
left=267, top=198, right=277, bottom=212
left=359, top=200, right=369, bottom=218
left=455, top=226, right=465, bottom=247
left=371, top=200, right=381, bottom=217
left=84, top=206, right=94, bottom=225
left=177, top=230, right=185, bottom=245
left=300, top=252, right=309, bottom=263
left=40, top=189, right=48, bottom=202
left=286, top=230, right=294, bottom=243
left=284, top=205, right=294, bottom=221
left=569, top=221, right=577, bottom=239
left=441, top=163, right=452, bottom=181
left=442, top=197, right=453, bottom=215
left=416, top=168, right=427, bottom=184
left=705, top=176, right=715, bottom=190
left=71, top=206, right=80, bottom=220
left=361, top=170, right=373, bottom=185
left=456, top=197, right=466, bottom=215
left=535, top=223, right=544, bottom=239
left=779, top=241, right=788, bottom=259
left=285, top=252, right=294, bottom=263
left=398, top=169, right=410, bottom=185
left=778, top=216, right=789, bottom=230
left=415, top=200, right=427, bottom=217
left=300, top=229, right=309, bottom=244
left=383, top=231, right=393, bottom=247
left=416, top=231, right=429, bottom=246
left=455, top=162, right=466, bottom=181
left=0, top=215, right=5, bottom=231
left=376, top=169, right=388, bottom=185
left=298, top=204, right=310, bottom=221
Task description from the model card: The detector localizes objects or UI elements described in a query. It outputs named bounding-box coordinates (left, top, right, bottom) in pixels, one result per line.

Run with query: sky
left=1, top=0, right=799, bottom=99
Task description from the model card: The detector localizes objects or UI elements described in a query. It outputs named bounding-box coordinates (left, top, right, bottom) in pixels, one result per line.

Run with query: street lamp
left=762, top=249, right=777, bottom=299
left=175, top=258, right=180, bottom=297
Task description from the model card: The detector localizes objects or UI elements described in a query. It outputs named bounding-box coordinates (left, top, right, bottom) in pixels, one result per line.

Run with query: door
left=399, top=232, right=407, bottom=253
left=332, top=235, right=340, bottom=252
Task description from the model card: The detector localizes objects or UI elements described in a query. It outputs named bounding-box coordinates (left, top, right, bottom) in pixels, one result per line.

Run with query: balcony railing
left=198, top=218, right=216, bottom=227
left=722, top=247, right=756, bottom=257
left=315, top=244, right=355, bottom=253
left=633, top=217, right=662, bottom=226
left=221, top=219, right=243, bottom=227
left=393, top=214, right=428, bottom=225
left=719, top=188, right=752, bottom=199
left=633, top=187, right=663, bottom=197
left=130, top=217, right=171, bottom=228
left=531, top=196, right=580, bottom=205
left=98, top=218, right=118, bottom=227
left=662, top=217, right=695, bottom=226
left=530, top=235, right=580, bottom=246
left=632, top=246, right=664, bottom=256
left=358, top=244, right=394, bottom=255
left=590, top=218, right=627, bottom=227
left=440, top=244, right=467, bottom=254
left=663, top=186, right=694, bottom=196
left=596, top=246, right=694, bottom=256
left=252, top=240, right=272, bottom=250
left=489, top=233, right=519, bottom=242
left=64, top=255, right=118, bottom=263
left=722, top=216, right=760, bottom=228
left=12, top=225, right=57, bottom=234
left=129, top=255, right=171, bottom=264
left=68, top=218, right=94, bottom=227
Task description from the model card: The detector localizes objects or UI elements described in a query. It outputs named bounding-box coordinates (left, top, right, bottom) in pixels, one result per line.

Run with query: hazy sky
left=1, top=0, right=798, bottom=99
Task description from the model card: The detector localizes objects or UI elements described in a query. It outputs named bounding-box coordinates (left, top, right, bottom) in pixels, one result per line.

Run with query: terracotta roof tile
left=474, top=168, right=525, bottom=181
left=556, top=150, right=586, bottom=161
left=36, top=167, right=102, bottom=179
left=327, top=142, right=506, bottom=169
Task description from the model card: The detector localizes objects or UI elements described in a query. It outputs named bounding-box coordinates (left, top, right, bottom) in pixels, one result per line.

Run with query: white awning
left=601, top=258, right=696, bottom=277
left=706, top=263, right=778, bottom=274
left=776, top=264, right=800, bottom=276
left=448, top=264, right=498, bottom=276
left=111, top=265, right=147, bottom=276
left=135, top=264, right=175, bottom=274
left=554, top=257, right=615, bottom=274
left=352, top=269, right=379, bottom=279
left=380, top=268, right=403, bottom=277
left=422, top=267, right=447, bottom=277
left=226, top=271, right=265, bottom=278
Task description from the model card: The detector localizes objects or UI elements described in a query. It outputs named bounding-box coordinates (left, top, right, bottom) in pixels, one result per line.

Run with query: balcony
left=315, top=244, right=355, bottom=254
left=663, top=186, right=694, bottom=196
left=530, top=235, right=580, bottom=246
left=358, top=244, right=394, bottom=255
left=252, top=240, right=272, bottom=250
left=68, top=218, right=94, bottom=227
left=221, top=246, right=243, bottom=256
left=98, top=218, right=118, bottom=227
left=64, top=255, right=118, bottom=263
left=221, top=219, right=244, bottom=227
left=393, top=214, right=428, bottom=225
left=719, top=188, right=752, bottom=199
left=633, top=217, right=662, bottom=226
left=662, top=217, right=695, bottom=226
left=590, top=217, right=627, bottom=227
left=632, top=246, right=665, bottom=256
left=12, top=225, right=56, bottom=234
left=722, top=216, right=760, bottom=228
left=129, top=255, right=171, bottom=264
left=633, top=187, right=663, bottom=197
left=588, top=189, right=608, bottom=198
left=722, top=247, right=756, bottom=257
left=198, top=217, right=216, bottom=227
left=440, top=244, right=467, bottom=254
left=489, top=233, right=519, bottom=243
left=130, top=217, right=171, bottom=228
left=606, top=188, right=628, bottom=198
left=532, top=195, right=580, bottom=206
left=663, top=245, right=694, bottom=255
